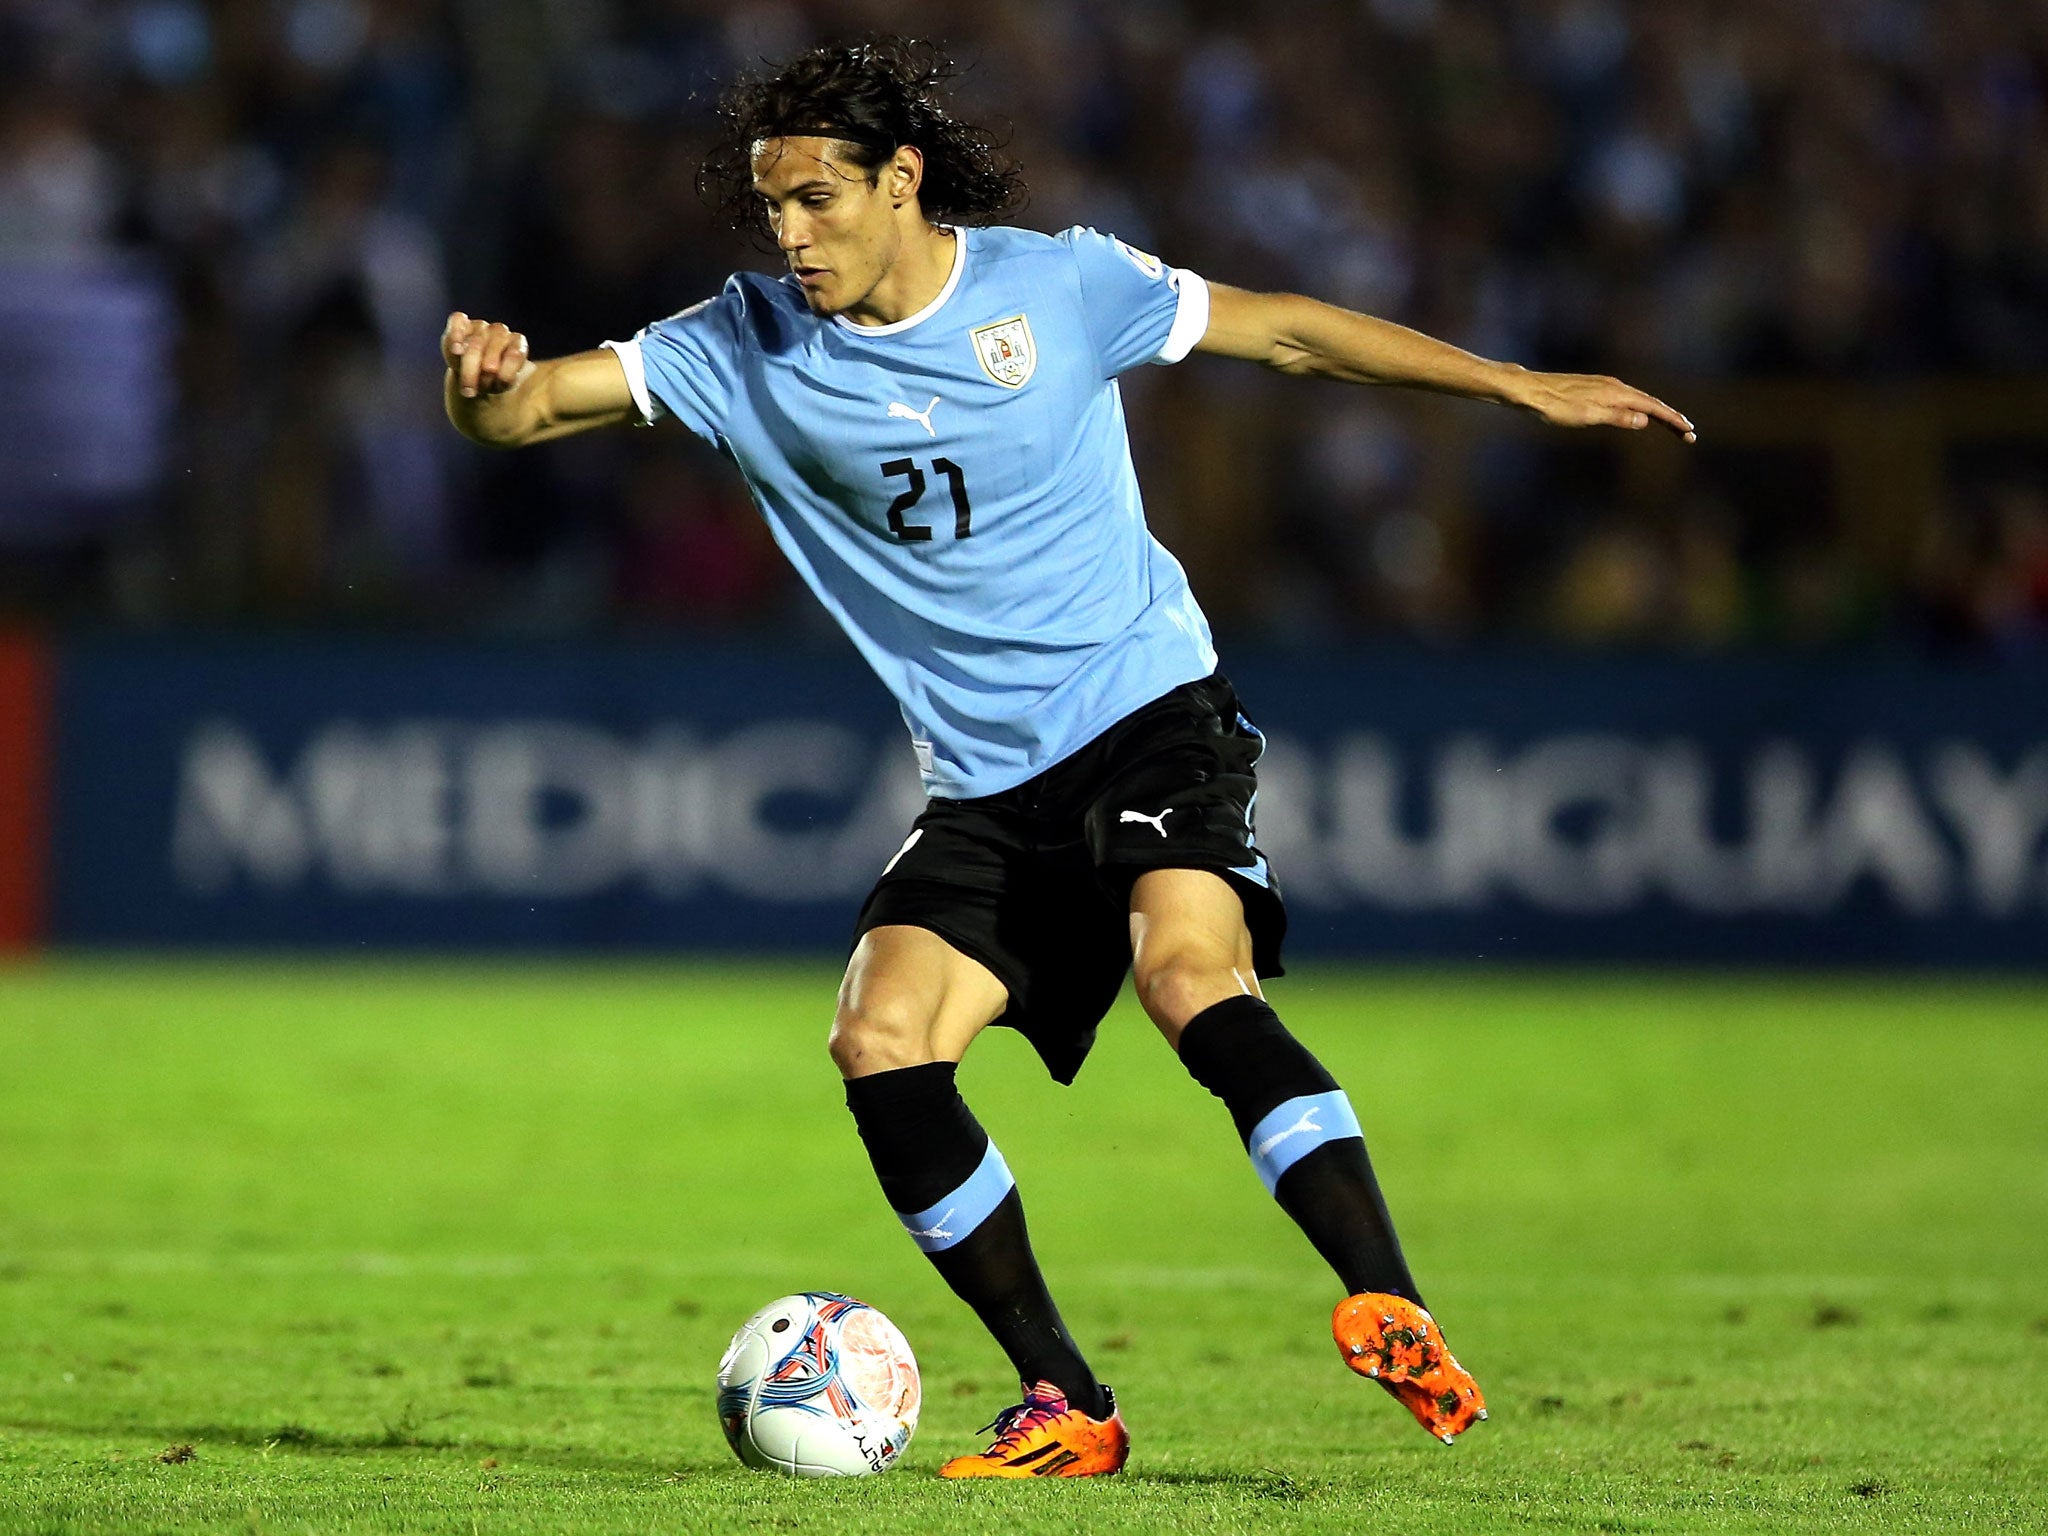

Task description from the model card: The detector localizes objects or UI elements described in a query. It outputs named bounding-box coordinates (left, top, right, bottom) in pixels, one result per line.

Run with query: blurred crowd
left=1, top=0, right=2045, bottom=653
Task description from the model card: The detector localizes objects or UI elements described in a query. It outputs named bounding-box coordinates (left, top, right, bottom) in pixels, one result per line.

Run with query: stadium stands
left=0, top=0, right=2043, bottom=650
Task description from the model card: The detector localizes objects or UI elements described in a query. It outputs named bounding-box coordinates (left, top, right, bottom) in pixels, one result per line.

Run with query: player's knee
left=1133, top=949, right=1240, bottom=1038
left=828, top=991, right=941, bottom=1077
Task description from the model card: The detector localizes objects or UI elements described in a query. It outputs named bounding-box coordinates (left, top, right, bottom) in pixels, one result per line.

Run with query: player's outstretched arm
left=1195, top=284, right=1695, bottom=443
left=440, top=312, right=641, bottom=449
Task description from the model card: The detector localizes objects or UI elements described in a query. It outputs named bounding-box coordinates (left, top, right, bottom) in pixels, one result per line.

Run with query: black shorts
left=852, top=673, right=1286, bottom=1084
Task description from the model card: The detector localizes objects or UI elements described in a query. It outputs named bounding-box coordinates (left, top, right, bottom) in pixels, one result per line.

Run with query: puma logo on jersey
left=1119, top=808, right=1173, bottom=837
left=1253, top=1107, right=1321, bottom=1160
left=888, top=395, right=941, bottom=436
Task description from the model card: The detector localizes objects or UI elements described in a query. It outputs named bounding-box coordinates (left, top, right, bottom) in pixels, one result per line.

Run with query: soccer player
left=441, top=38, right=1693, bottom=1478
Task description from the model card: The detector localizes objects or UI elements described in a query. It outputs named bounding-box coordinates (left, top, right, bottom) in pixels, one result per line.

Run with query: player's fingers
left=442, top=311, right=471, bottom=361
left=475, top=328, right=508, bottom=390
left=483, top=328, right=528, bottom=393
left=1625, top=389, right=1696, bottom=441
left=476, top=324, right=513, bottom=388
left=446, top=314, right=488, bottom=372
left=499, top=330, right=530, bottom=390
left=1597, top=378, right=1696, bottom=441
left=458, top=327, right=487, bottom=397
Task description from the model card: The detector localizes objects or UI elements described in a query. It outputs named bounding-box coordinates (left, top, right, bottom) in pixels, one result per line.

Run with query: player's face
left=751, top=136, right=904, bottom=317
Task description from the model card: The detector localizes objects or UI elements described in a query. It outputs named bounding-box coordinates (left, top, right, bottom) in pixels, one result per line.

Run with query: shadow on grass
left=1132, top=1468, right=1328, bottom=1500
left=14, top=1417, right=1341, bottom=1500
left=1, top=1415, right=743, bottom=1480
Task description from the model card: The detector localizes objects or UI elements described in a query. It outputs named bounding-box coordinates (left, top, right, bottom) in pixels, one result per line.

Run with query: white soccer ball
left=715, top=1292, right=921, bottom=1477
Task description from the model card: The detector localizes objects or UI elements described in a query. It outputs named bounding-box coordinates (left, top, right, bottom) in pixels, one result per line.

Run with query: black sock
left=844, top=1062, right=1107, bottom=1417
left=1177, top=995, right=1422, bottom=1306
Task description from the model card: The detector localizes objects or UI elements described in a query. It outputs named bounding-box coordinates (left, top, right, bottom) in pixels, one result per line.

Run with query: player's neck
left=840, top=224, right=958, bottom=329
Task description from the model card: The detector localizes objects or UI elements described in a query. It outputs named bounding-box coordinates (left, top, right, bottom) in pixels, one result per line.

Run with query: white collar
left=830, top=227, right=966, bottom=337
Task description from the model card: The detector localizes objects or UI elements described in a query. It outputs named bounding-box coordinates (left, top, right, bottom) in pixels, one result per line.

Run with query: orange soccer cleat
left=1333, top=1292, right=1487, bottom=1444
left=936, top=1380, right=1129, bottom=1479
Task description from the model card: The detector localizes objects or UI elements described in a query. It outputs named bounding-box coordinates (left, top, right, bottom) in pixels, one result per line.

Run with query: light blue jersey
left=605, top=225, right=1218, bottom=799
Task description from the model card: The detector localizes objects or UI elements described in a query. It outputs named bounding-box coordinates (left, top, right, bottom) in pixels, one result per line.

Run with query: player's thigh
left=830, top=923, right=1011, bottom=1078
left=1127, top=867, right=1261, bottom=1045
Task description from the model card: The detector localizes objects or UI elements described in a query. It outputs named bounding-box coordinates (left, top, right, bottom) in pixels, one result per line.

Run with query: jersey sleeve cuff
left=1154, top=268, right=1211, bottom=365
left=599, top=335, right=660, bottom=425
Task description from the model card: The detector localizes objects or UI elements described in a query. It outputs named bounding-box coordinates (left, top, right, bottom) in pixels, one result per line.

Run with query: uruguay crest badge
left=970, top=314, right=1036, bottom=388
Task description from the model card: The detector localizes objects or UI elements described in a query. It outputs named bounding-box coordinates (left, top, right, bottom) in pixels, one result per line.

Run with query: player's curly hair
left=700, top=37, right=1027, bottom=242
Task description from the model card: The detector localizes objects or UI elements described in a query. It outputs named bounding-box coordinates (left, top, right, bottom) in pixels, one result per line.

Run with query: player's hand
left=441, top=312, right=532, bottom=399
left=1510, top=368, right=1696, bottom=443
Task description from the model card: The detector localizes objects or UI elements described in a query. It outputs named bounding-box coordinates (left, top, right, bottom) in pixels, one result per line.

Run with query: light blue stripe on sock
left=1247, top=1090, right=1361, bottom=1194
left=897, top=1140, right=1016, bottom=1253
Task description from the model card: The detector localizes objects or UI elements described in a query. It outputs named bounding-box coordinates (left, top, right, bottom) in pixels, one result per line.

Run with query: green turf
left=1, top=960, right=2044, bottom=1534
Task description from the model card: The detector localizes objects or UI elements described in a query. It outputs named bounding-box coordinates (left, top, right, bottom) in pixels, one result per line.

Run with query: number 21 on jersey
left=878, top=458, right=972, bottom=541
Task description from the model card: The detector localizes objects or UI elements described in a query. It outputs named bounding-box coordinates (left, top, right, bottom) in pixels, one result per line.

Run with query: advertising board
left=46, top=638, right=2048, bottom=963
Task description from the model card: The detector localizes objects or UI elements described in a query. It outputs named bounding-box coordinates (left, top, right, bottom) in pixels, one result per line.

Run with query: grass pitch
left=1, top=960, right=2044, bottom=1534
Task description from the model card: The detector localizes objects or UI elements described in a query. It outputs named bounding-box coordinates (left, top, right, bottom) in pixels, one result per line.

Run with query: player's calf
left=1176, top=994, right=1423, bottom=1303
left=1175, top=994, right=1489, bottom=1441
left=842, top=1061, right=1110, bottom=1422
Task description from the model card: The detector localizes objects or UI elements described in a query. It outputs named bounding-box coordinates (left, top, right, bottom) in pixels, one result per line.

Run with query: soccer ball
left=715, top=1292, right=921, bottom=1476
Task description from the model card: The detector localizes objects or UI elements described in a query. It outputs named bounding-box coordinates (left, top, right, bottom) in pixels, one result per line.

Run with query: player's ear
left=888, top=145, right=923, bottom=208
